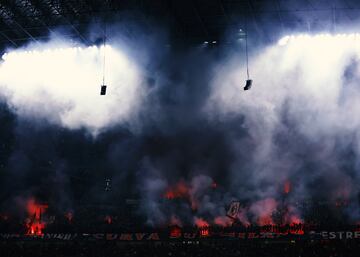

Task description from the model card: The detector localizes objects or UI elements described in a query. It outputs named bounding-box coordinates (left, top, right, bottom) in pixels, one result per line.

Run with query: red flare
left=290, top=227, right=304, bottom=235
left=164, top=180, right=200, bottom=210
left=25, top=198, right=48, bottom=236
left=250, top=198, right=277, bottom=226
left=170, top=226, right=182, bottom=238
left=258, top=216, right=275, bottom=226
left=164, top=180, right=189, bottom=200
left=199, top=227, right=209, bottom=237
left=26, top=198, right=47, bottom=220
left=283, top=205, right=303, bottom=226
left=194, top=217, right=209, bottom=228
left=195, top=217, right=210, bottom=237
left=288, top=215, right=302, bottom=225
left=284, top=181, right=291, bottom=194
left=28, top=222, right=45, bottom=236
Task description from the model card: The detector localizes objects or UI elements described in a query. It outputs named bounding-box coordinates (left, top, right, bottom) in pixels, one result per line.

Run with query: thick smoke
left=0, top=38, right=146, bottom=135
left=207, top=34, right=360, bottom=223
left=2, top=30, right=360, bottom=229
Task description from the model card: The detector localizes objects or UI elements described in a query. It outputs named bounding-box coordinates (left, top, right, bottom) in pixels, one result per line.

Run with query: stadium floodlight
left=278, top=35, right=291, bottom=46
left=277, top=33, right=360, bottom=46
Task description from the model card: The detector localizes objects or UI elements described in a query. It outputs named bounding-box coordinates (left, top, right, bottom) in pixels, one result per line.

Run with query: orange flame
left=195, top=217, right=210, bottom=237
left=25, top=198, right=48, bottom=236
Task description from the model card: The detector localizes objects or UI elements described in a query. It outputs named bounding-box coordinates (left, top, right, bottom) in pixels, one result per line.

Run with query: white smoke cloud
left=207, top=33, right=360, bottom=219
left=0, top=41, right=146, bottom=135
left=208, top=34, right=360, bottom=138
left=210, top=34, right=360, bottom=153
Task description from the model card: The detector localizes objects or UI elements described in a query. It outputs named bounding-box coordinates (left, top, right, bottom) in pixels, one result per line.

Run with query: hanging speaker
left=244, top=79, right=252, bottom=90
left=100, top=85, right=107, bottom=95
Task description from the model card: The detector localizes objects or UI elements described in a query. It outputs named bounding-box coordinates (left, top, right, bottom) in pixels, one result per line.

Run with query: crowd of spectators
left=1, top=240, right=360, bottom=257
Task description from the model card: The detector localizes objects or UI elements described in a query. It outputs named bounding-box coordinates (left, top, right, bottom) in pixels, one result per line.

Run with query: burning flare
left=25, top=198, right=48, bottom=235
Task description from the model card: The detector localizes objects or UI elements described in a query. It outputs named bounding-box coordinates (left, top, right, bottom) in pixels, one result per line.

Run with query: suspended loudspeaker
left=244, top=79, right=252, bottom=90
left=100, top=85, right=107, bottom=95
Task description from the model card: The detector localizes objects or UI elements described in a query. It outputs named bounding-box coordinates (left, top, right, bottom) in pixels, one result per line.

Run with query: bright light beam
left=277, top=33, right=360, bottom=46
left=0, top=44, right=145, bottom=135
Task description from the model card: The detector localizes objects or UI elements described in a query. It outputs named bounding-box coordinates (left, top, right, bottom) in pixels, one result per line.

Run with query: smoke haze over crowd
left=1, top=22, right=360, bottom=228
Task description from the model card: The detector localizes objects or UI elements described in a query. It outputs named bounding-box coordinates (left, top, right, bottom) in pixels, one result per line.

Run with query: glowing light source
left=170, top=226, right=182, bottom=238
left=0, top=43, right=142, bottom=134
left=277, top=33, right=360, bottom=46
left=199, top=227, right=210, bottom=237
left=194, top=217, right=209, bottom=228
left=278, top=35, right=291, bottom=46
left=1, top=45, right=106, bottom=60
left=25, top=198, right=48, bottom=236
left=164, top=180, right=189, bottom=200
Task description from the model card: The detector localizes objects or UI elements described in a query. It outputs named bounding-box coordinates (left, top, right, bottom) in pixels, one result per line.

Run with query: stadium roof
left=1, top=0, right=360, bottom=49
